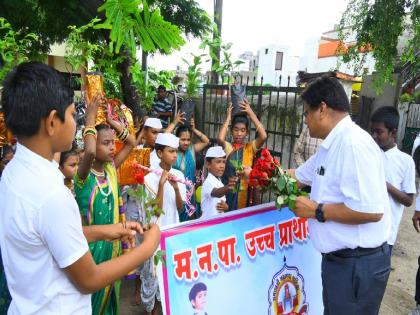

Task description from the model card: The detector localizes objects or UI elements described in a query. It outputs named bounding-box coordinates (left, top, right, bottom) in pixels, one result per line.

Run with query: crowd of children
left=0, top=62, right=269, bottom=314
left=0, top=62, right=419, bottom=315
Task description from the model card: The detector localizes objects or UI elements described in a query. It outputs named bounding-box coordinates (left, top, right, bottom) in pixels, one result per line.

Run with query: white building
left=238, top=51, right=258, bottom=72
left=256, top=44, right=300, bottom=86
left=299, top=28, right=376, bottom=75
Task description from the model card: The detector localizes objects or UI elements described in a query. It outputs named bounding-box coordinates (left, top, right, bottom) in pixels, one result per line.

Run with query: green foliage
left=0, top=0, right=94, bottom=57
left=199, top=25, right=244, bottom=78
left=149, top=69, right=175, bottom=90
left=414, top=91, right=420, bottom=103
left=273, top=176, right=307, bottom=210
left=151, top=0, right=212, bottom=38
left=182, top=53, right=204, bottom=98
left=338, top=0, right=420, bottom=93
left=0, top=18, right=38, bottom=82
left=97, top=0, right=185, bottom=57
left=92, top=49, right=125, bottom=99
left=400, top=92, right=413, bottom=103
left=126, top=183, right=166, bottom=266
left=131, top=62, right=156, bottom=110
left=131, top=63, right=175, bottom=110
left=65, top=18, right=104, bottom=73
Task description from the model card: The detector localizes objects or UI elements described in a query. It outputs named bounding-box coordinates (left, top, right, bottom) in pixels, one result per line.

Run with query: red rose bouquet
left=248, top=148, right=308, bottom=209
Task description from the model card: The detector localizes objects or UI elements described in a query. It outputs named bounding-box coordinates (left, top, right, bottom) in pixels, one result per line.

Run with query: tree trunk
left=117, top=50, right=140, bottom=114
left=141, top=51, right=148, bottom=71
left=211, top=0, right=223, bottom=84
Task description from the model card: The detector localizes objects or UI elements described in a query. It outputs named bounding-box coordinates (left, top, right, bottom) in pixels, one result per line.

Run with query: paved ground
left=120, top=200, right=420, bottom=315
left=379, top=200, right=418, bottom=315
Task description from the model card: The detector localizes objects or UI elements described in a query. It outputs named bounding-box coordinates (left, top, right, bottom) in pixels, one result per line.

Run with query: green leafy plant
left=96, top=0, right=185, bottom=57
left=0, top=18, right=38, bottom=82
left=413, top=91, right=420, bottom=104
left=400, top=92, right=413, bottom=103
left=338, top=0, right=420, bottom=93
left=65, top=18, right=103, bottom=73
left=199, top=25, right=244, bottom=79
left=126, top=171, right=166, bottom=267
left=131, top=63, right=176, bottom=110
left=182, top=53, right=204, bottom=98
left=131, top=62, right=156, bottom=110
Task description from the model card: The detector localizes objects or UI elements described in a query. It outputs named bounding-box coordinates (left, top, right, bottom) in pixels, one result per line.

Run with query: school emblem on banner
left=268, top=258, right=309, bottom=315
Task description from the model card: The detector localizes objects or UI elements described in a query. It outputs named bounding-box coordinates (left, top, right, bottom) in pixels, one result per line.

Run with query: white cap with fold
left=156, top=133, right=179, bottom=149
left=144, top=118, right=163, bottom=129
left=205, top=146, right=226, bottom=158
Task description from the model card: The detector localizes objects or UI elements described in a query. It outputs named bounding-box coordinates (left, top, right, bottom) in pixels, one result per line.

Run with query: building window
left=275, top=52, right=283, bottom=70
left=265, top=48, right=269, bottom=55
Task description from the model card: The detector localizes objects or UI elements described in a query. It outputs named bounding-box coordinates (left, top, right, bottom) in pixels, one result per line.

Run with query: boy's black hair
left=59, top=149, right=78, bottom=167
left=189, top=282, right=207, bottom=302
left=231, top=113, right=249, bottom=130
left=155, top=144, right=168, bottom=154
left=370, top=106, right=400, bottom=131
left=158, top=85, right=166, bottom=92
left=0, top=145, right=14, bottom=160
left=176, top=125, right=192, bottom=138
left=1, top=62, right=74, bottom=137
left=300, top=76, right=350, bottom=112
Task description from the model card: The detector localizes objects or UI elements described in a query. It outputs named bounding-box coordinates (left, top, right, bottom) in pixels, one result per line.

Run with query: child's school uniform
left=144, top=165, right=186, bottom=227
left=0, top=144, right=90, bottom=314
left=383, top=145, right=416, bottom=245
left=201, top=173, right=226, bottom=219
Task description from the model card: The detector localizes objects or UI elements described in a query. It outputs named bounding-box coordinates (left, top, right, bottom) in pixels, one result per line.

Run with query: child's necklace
left=91, top=168, right=105, bottom=177
left=94, top=172, right=112, bottom=197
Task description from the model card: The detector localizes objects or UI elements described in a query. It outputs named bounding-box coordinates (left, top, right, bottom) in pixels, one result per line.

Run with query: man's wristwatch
left=315, top=203, right=326, bottom=223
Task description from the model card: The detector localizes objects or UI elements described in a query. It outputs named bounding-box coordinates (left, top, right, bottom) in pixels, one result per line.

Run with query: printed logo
left=268, top=258, right=308, bottom=315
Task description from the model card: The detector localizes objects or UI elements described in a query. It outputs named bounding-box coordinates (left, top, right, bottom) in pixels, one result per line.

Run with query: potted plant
left=181, top=53, right=204, bottom=125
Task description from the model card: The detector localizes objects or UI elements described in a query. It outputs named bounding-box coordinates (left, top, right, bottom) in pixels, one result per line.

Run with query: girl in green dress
left=75, top=97, right=137, bottom=315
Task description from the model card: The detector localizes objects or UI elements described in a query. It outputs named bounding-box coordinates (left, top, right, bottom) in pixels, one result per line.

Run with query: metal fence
left=201, top=75, right=304, bottom=170
left=402, top=102, right=420, bottom=153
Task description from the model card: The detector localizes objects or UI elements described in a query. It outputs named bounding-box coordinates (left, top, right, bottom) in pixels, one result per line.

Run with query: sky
left=148, top=0, right=349, bottom=71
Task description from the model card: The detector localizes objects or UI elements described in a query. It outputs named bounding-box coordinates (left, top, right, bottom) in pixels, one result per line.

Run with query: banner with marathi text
left=157, top=203, right=323, bottom=315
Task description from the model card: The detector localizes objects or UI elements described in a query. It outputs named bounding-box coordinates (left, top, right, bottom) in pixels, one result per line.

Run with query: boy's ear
left=44, top=110, right=59, bottom=136
left=391, top=128, right=398, bottom=137
left=157, top=149, right=163, bottom=159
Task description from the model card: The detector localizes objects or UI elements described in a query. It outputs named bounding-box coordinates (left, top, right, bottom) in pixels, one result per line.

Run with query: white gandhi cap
left=156, top=133, right=179, bottom=149
left=144, top=118, right=162, bottom=129
left=205, top=146, right=226, bottom=158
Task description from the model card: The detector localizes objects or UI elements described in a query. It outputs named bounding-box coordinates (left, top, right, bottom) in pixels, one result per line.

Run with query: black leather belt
left=322, top=242, right=388, bottom=259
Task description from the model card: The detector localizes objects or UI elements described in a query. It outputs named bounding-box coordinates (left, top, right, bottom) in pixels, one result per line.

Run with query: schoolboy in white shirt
left=201, top=146, right=236, bottom=218
left=141, top=118, right=162, bottom=169
left=0, top=62, right=160, bottom=315
left=371, top=106, right=416, bottom=251
left=142, top=133, right=186, bottom=314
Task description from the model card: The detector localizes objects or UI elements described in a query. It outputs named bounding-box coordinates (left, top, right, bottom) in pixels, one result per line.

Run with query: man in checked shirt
left=293, top=123, right=323, bottom=167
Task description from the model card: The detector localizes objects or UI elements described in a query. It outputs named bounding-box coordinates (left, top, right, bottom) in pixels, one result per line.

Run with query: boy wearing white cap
left=142, top=117, right=162, bottom=169
left=141, top=133, right=186, bottom=314
left=201, top=146, right=237, bottom=219
left=144, top=132, right=186, bottom=226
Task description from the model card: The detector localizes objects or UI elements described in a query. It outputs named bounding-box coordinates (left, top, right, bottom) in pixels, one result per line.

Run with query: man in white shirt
left=289, top=76, right=391, bottom=315
left=370, top=106, right=416, bottom=251
left=201, top=146, right=232, bottom=218
left=0, top=62, right=160, bottom=314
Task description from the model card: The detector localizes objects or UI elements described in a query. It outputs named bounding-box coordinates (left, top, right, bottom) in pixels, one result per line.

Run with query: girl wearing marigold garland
left=217, top=100, right=267, bottom=210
